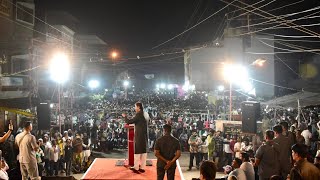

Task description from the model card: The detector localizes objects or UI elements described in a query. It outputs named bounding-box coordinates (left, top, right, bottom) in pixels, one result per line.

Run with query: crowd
left=0, top=90, right=319, bottom=180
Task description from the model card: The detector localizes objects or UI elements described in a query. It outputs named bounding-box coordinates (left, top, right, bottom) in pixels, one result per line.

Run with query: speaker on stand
left=37, top=102, right=51, bottom=130
left=241, top=101, right=260, bottom=134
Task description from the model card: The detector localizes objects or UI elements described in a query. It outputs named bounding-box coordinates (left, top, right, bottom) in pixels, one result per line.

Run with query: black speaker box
left=241, top=101, right=260, bottom=133
left=37, top=103, right=51, bottom=130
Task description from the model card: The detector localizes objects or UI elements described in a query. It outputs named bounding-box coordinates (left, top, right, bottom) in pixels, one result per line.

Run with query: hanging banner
left=0, top=107, right=35, bottom=117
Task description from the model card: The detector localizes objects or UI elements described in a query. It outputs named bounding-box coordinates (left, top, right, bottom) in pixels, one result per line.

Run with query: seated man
left=200, top=160, right=216, bottom=180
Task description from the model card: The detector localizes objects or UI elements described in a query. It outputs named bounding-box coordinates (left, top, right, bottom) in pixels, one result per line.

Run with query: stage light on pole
left=123, top=80, right=129, bottom=87
left=218, top=85, right=225, bottom=92
left=88, top=80, right=100, bottom=89
left=111, top=51, right=118, bottom=59
left=49, top=52, right=70, bottom=134
left=49, top=53, right=70, bottom=84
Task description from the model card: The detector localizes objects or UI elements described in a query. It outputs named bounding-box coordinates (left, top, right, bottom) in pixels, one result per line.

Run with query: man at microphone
left=122, top=102, right=148, bottom=174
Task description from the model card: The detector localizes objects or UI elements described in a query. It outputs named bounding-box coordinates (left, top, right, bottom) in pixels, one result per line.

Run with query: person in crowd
left=179, top=130, right=188, bottom=152
left=0, top=123, right=13, bottom=143
left=273, top=125, right=291, bottom=178
left=222, top=165, right=232, bottom=179
left=214, top=131, right=223, bottom=169
left=199, top=160, right=216, bottom=180
left=229, top=136, right=236, bottom=155
left=64, top=138, right=73, bottom=176
left=234, top=137, right=244, bottom=159
left=223, top=135, right=233, bottom=166
left=49, top=140, right=59, bottom=176
left=295, top=129, right=305, bottom=145
left=187, top=129, right=202, bottom=171
left=43, top=134, right=52, bottom=175
left=254, top=130, right=280, bottom=180
left=73, top=133, right=85, bottom=172
left=240, top=152, right=255, bottom=180
left=36, top=139, right=44, bottom=177
left=57, top=134, right=65, bottom=173
left=15, top=121, right=40, bottom=180
left=199, top=134, right=208, bottom=162
left=289, top=144, right=320, bottom=179
left=154, top=124, right=181, bottom=180
left=228, top=158, right=246, bottom=180
left=301, top=125, right=312, bottom=147
left=280, top=121, right=296, bottom=147
left=0, top=159, right=9, bottom=180
left=206, top=129, right=215, bottom=161
left=149, top=128, right=156, bottom=151
left=122, top=102, right=148, bottom=174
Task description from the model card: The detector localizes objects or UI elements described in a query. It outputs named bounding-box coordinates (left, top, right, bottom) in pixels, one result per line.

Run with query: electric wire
left=225, top=0, right=320, bottom=38
left=151, top=0, right=237, bottom=50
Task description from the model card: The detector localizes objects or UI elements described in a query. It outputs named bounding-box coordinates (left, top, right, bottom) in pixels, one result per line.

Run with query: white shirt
left=224, top=139, right=233, bottom=153
left=240, top=162, right=255, bottom=180
left=301, top=130, right=312, bottom=146
left=228, top=168, right=246, bottom=180
left=0, top=163, right=9, bottom=180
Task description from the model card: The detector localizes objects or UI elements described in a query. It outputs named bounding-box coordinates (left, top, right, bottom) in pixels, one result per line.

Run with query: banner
left=0, top=107, right=35, bottom=117
left=144, top=74, right=154, bottom=79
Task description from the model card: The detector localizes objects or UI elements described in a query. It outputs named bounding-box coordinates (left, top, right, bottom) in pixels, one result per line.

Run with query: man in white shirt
left=15, top=121, right=40, bottom=180
left=228, top=158, right=246, bottom=180
left=240, top=152, right=255, bottom=180
left=301, top=125, right=312, bottom=147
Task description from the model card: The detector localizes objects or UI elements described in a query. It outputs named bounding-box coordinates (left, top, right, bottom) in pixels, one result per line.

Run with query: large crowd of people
left=0, top=90, right=319, bottom=179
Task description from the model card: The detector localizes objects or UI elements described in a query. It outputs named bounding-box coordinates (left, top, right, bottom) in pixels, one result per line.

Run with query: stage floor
left=81, top=158, right=183, bottom=180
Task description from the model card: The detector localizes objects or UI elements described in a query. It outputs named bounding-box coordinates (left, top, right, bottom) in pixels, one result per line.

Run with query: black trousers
left=66, top=160, right=72, bottom=176
left=49, top=161, right=59, bottom=176
left=224, top=153, right=232, bottom=166
left=157, top=165, right=176, bottom=180
left=199, top=153, right=208, bottom=162
left=189, top=153, right=200, bottom=169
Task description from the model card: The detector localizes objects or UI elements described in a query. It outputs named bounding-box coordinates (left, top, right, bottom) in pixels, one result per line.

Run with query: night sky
left=39, top=0, right=320, bottom=93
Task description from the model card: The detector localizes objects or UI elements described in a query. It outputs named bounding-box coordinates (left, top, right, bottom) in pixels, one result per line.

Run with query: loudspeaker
left=241, top=101, right=260, bottom=133
left=37, top=103, right=51, bottom=130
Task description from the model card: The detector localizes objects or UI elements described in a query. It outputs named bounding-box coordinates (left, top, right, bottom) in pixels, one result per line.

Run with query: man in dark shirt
left=64, top=138, right=73, bottom=176
left=155, top=124, right=181, bottom=180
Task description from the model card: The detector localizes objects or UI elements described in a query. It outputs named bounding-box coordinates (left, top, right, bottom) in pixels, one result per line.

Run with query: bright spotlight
left=50, top=104, right=54, bottom=108
left=223, top=64, right=249, bottom=84
left=111, top=51, right=118, bottom=59
left=160, top=83, right=166, bottom=89
left=156, top=84, right=160, bottom=88
left=49, top=53, right=70, bottom=84
left=168, top=84, right=174, bottom=90
left=123, top=80, right=129, bottom=87
left=88, top=80, right=100, bottom=89
left=218, top=85, right=225, bottom=91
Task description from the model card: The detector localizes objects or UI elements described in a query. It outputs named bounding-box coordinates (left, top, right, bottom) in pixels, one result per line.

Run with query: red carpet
left=81, top=158, right=183, bottom=180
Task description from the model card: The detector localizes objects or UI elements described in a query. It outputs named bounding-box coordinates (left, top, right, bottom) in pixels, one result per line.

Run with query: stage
left=81, top=158, right=184, bottom=180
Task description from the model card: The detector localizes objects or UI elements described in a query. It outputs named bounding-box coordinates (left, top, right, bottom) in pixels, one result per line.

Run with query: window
left=16, top=2, right=34, bottom=26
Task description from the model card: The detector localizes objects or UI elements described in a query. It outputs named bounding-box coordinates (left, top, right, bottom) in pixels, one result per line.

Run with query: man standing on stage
left=122, top=102, right=148, bottom=174
left=155, top=124, right=181, bottom=180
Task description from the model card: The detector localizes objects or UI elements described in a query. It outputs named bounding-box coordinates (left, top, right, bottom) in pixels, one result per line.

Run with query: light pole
left=223, top=64, right=248, bottom=121
left=49, top=52, right=70, bottom=133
